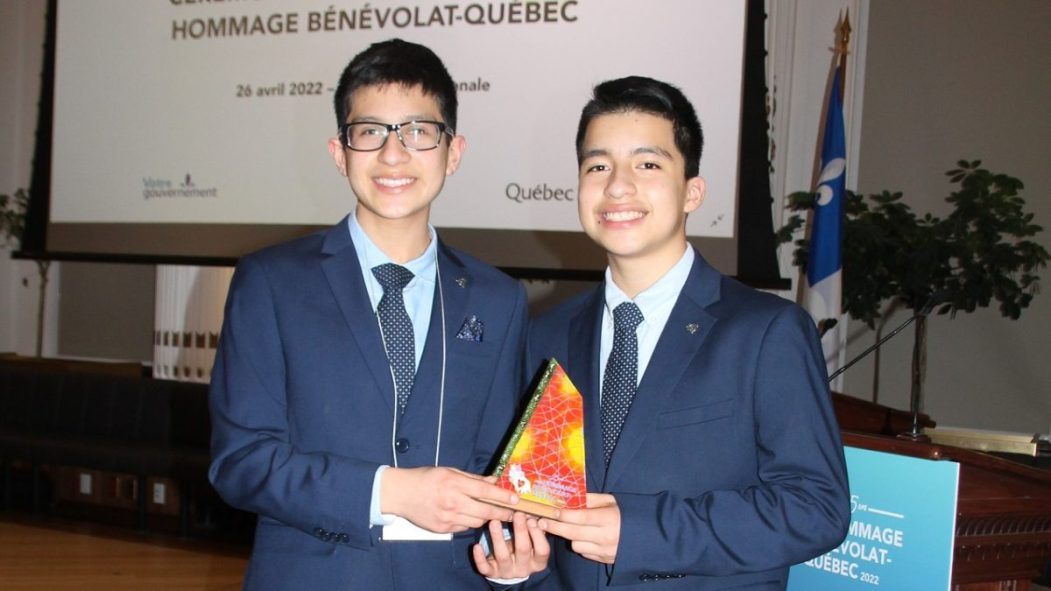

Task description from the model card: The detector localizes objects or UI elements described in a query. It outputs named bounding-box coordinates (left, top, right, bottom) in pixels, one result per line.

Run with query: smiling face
left=327, top=83, right=464, bottom=239
left=577, top=111, right=704, bottom=278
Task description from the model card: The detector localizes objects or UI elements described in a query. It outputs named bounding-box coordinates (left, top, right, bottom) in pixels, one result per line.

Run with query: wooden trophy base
left=485, top=497, right=562, bottom=520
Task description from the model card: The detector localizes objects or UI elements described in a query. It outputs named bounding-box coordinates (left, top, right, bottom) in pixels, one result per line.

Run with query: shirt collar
left=604, top=245, right=694, bottom=321
left=348, top=211, right=437, bottom=290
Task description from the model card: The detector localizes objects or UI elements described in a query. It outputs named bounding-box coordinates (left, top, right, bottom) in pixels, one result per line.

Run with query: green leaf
left=775, top=161, right=1050, bottom=326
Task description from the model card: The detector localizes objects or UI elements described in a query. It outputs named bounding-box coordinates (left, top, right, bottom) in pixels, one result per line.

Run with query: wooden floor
left=0, top=517, right=248, bottom=590
left=3, top=516, right=1050, bottom=590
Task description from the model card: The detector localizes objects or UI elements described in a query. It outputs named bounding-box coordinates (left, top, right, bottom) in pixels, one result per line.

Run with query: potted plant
left=0, top=188, right=51, bottom=358
left=777, top=161, right=1049, bottom=436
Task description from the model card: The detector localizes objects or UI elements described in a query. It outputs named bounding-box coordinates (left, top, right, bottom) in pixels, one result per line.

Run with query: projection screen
left=47, top=0, right=746, bottom=273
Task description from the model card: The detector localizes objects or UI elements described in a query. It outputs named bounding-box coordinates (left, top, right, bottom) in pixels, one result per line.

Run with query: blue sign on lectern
left=787, top=446, right=959, bottom=591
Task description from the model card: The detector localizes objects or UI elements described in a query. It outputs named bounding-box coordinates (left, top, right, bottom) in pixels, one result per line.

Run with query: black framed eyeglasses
left=339, top=120, right=453, bottom=152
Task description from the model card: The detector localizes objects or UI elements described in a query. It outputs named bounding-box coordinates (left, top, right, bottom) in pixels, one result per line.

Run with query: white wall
left=766, top=0, right=1051, bottom=435
left=0, top=0, right=58, bottom=357
left=848, top=0, right=1051, bottom=434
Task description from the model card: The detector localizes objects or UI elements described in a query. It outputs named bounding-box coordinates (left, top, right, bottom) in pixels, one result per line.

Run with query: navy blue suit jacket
left=209, top=218, right=528, bottom=590
left=526, top=251, right=849, bottom=590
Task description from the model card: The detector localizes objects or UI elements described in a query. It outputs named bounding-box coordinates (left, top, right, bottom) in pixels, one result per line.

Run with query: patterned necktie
left=372, top=263, right=416, bottom=413
left=601, top=301, right=644, bottom=466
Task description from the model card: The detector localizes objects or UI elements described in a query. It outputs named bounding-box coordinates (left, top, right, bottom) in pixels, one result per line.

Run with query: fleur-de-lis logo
left=685, top=323, right=700, bottom=334
left=455, top=277, right=468, bottom=288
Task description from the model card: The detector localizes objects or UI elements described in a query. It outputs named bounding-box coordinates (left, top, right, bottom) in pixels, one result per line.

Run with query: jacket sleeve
left=609, top=305, right=850, bottom=583
left=208, top=256, right=381, bottom=550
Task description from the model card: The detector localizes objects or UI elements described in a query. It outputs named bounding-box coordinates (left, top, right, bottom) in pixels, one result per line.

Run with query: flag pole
left=801, top=11, right=851, bottom=385
left=795, top=12, right=852, bottom=308
left=826, top=10, right=851, bottom=389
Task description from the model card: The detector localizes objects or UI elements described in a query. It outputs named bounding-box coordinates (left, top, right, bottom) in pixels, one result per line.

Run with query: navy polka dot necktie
left=372, top=263, right=416, bottom=413
left=601, top=301, right=644, bottom=466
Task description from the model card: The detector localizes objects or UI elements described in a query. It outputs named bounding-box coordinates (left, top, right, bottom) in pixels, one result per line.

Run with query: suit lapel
left=434, top=239, right=471, bottom=350
left=319, top=218, right=396, bottom=415
left=569, top=288, right=606, bottom=490
left=604, top=252, right=723, bottom=487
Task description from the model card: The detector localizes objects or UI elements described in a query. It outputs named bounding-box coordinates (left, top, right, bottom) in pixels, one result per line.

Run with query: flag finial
left=836, top=11, right=852, bottom=59
left=835, top=10, right=852, bottom=98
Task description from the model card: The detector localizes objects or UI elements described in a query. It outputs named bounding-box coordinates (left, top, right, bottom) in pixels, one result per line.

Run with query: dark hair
left=333, top=38, right=458, bottom=131
left=575, top=76, right=703, bottom=178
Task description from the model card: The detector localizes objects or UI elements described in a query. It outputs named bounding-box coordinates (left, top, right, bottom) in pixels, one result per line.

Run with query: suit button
left=639, top=574, right=652, bottom=582
left=395, top=438, right=410, bottom=453
left=340, top=533, right=350, bottom=543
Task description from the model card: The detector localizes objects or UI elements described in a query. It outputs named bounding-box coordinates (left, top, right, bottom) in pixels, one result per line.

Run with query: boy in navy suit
left=527, top=76, right=850, bottom=590
left=209, top=39, right=547, bottom=589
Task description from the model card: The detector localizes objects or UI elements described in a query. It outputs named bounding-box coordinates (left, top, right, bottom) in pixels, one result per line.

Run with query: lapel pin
left=455, top=277, right=468, bottom=288
left=685, top=323, right=700, bottom=334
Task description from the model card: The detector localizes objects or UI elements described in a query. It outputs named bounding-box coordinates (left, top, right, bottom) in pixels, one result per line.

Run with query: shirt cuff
left=487, top=576, right=529, bottom=585
left=370, top=465, right=395, bottom=527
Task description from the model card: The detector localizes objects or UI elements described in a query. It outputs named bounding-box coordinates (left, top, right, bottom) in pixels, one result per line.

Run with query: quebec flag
left=804, top=66, right=846, bottom=373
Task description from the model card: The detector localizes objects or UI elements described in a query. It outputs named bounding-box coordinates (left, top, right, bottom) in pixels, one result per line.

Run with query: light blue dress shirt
left=600, top=245, right=694, bottom=398
left=347, top=212, right=440, bottom=527
left=349, top=212, right=436, bottom=369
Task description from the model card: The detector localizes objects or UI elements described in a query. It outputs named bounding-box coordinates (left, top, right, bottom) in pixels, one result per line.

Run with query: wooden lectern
left=833, top=393, right=1051, bottom=591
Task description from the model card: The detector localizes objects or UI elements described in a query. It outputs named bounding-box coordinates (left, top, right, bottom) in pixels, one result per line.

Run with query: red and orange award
left=490, top=359, right=587, bottom=518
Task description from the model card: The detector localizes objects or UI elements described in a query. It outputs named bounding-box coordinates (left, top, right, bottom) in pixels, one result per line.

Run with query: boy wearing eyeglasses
left=209, top=39, right=548, bottom=590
